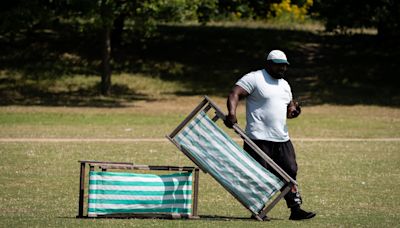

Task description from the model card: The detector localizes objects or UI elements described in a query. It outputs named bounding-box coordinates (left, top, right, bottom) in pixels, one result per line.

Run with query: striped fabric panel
left=88, top=171, right=193, bottom=217
left=175, top=111, right=284, bottom=214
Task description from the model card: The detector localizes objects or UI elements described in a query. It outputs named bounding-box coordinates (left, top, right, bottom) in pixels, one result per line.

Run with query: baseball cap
left=266, top=50, right=290, bottom=65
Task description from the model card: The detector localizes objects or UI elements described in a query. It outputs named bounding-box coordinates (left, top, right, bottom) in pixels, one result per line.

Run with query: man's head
left=265, top=50, right=289, bottom=79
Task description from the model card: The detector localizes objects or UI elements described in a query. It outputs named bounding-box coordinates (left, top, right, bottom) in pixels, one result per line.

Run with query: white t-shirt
left=236, top=69, right=292, bottom=142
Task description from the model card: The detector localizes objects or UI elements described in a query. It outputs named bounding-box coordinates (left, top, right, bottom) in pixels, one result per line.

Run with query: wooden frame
left=77, top=160, right=200, bottom=219
left=166, top=96, right=297, bottom=221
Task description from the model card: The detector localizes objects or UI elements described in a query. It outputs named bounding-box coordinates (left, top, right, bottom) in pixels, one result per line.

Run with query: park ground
left=0, top=96, right=399, bottom=227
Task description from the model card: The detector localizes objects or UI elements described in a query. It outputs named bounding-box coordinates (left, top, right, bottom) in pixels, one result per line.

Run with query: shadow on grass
left=198, top=214, right=284, bottom=221
left=0, top=79, right=150, bottom=107
left=0, top=23, right=399, bottom=107
left=65, top=214, right=284, bottom=222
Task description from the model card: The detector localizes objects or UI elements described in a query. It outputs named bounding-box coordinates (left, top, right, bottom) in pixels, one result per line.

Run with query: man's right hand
left=224, top=114, right=237, bottom=128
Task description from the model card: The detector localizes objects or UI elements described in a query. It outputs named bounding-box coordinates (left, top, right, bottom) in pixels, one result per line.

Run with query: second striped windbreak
left=175, top=111, right=284, bottom=214
left=88, top=171, right=192, bottom=217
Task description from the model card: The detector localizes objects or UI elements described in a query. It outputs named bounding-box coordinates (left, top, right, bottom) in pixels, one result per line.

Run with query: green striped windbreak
left=88, top=171, right=192, bottom=217
left=175, top=111, right=284, bottom=214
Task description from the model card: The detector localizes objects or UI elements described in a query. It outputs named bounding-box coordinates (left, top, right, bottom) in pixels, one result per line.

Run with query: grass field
left=1, top=98, right=399, bottom=227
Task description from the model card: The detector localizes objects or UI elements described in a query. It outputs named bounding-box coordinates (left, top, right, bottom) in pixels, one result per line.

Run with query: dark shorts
left=244, top=139, right=298, bottom=180
left=244, top=139, right=302, bottom=208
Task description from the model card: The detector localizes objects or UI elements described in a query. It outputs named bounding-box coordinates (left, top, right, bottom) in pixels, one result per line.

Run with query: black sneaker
left=289, top=207, right=316, bottom=220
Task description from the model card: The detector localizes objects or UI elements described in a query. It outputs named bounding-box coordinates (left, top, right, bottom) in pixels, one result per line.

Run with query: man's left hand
left=287, top=101, right=301, bottom=118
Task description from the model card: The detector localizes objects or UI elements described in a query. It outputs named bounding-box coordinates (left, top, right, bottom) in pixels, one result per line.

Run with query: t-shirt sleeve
left=236, top=73, right=256, bottom=94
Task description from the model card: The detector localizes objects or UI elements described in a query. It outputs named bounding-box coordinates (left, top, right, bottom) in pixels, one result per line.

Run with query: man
left=225, top=50, right=316, bottom=220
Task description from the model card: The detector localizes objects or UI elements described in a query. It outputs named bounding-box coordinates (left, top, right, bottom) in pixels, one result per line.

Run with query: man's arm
left=225, top=85, right=249, bottom=128
left=287, top=100, right=301, bottom=119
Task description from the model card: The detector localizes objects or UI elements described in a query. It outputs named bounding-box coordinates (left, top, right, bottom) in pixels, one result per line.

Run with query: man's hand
left=287, top=101, right=301, bottom=118
left=224, top=114, right=237, bottom=128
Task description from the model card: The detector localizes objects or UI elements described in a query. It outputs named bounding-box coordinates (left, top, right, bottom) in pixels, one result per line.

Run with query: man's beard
left=270, top=72, right=285, bottom=79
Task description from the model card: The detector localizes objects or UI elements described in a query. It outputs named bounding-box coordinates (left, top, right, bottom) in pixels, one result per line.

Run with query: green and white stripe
left=88, top=171, right=192, bottom=216
left=175, top=111, right=284, bottom=214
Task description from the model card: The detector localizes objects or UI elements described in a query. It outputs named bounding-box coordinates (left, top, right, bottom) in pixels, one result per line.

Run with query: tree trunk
left=100, top=0, right=113, bottom=96
left=111, top=13, right=125, bottom=48
left=100, top=26, right=112, bottom=96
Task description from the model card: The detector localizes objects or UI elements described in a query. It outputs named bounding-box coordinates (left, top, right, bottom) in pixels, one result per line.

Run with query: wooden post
left=192, top=168, right=200, bottom=218
left=77, top=161, right=86, bottom=218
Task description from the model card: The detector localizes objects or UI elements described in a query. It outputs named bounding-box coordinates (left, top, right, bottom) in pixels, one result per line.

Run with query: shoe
left=289, top=207, right=316, bottom=220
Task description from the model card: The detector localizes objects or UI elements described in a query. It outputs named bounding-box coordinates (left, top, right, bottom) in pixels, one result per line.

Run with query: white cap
left=266, top=50, right=289, bottom=65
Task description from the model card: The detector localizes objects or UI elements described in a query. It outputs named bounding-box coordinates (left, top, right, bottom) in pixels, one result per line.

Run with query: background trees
left=1, top=0, right=398, bottom=97
left=313, top=0, right=400, bottom=38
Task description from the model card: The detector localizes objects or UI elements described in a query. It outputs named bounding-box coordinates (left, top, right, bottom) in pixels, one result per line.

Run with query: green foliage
left=1, top=1, right=399, bottom=100
left=196, top=0, right=219, bottom=24
left=313, top=0, right=400, bottom=37
left=215, top=0, right=270, bottom=20
left=268, top=0, right=313, bottom=23
left=1, top=22, right=399, bottom=106
left=207, top=0, right=314, bottom=22
left=0, top=1, right=55, bottom=41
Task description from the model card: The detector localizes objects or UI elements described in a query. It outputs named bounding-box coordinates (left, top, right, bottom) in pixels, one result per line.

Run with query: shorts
left=244, top=139, right=302, bottom=208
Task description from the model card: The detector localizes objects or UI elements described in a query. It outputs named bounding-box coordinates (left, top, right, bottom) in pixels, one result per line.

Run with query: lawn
left=0, top=99, right=399, bottom=227
left=0, top=141, right=399, bottom=227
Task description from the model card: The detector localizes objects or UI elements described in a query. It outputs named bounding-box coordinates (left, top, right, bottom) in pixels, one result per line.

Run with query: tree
left=313, top=0, right=400, bottom=38
left=62, top=0, right=210, bottom=95
left=0, top=0, right=56, bottom=42
left=99, top=0, right=114, bottom=95
left=1, top=0, right=215, bottom=95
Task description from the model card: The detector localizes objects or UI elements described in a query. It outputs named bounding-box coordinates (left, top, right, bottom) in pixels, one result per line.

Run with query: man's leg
left=244, top=140, right=301, bottom=206
left=280, top=141, right=316, bottom=220
left=244, top=140, right=315, bottom=220
left=276, top=141, right=302, bottom=208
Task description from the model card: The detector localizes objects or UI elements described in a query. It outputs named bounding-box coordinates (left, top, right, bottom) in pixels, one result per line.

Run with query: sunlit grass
left=0, top=140, right=398, bottom=227
left=0, top=99, right=399, bottom=139
left=0, top=102, right=398, bottom=227
left=0, top=96, right=399, bottom=227
left=112, top=73, right=189, bottom=98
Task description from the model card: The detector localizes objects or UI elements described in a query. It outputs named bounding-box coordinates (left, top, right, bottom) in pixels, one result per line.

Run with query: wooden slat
left=169, top=98, right=209, bottom=138
left=93, top=212, right=196, bottom=219
left=76, top=161, right=86, bottom=218
left=79, top=160, right=134, bottom=165
left=97, top=164, right=196, bottom=172
left=192, top=168, right=200, bottom=217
